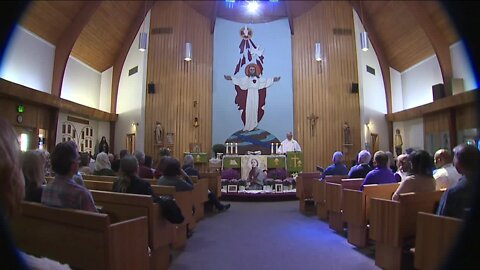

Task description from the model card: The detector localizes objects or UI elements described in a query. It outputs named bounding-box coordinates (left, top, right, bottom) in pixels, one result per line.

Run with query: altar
left=222, top=152, right=303, bottom=176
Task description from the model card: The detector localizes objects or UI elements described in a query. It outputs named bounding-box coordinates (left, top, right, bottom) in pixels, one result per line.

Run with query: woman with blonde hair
left=0, top=117, right=70, bottom=269
left=113, top=155, right=153, bottom=195
left=21, top=150, right=46, bottom=202
left=94, top=152, right=115, bottom=176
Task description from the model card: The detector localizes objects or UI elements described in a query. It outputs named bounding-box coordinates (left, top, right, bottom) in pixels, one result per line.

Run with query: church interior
left=1, top=1, right=479, bottom=269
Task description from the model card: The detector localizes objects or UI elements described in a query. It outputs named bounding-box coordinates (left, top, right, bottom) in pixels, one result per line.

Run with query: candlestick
left=271, top=143, right=274, bottom=154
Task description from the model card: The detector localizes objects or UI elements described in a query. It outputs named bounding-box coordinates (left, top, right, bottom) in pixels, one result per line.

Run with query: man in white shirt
left=433, top=149, right=462, bottom=190
left=277, top=132, right=301, bottom=154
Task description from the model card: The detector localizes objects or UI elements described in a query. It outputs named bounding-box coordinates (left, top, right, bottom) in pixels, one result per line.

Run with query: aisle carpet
left=170, top=201, right=379, bottom=270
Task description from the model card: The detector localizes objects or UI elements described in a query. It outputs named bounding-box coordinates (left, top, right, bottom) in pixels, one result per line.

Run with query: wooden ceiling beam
left=405, top=1, right=453, bottom=92
left=110, top=0, right=155, bottom=114
left=349, top=1, right=392, bottom=114
left=285, top=1, right=294, bottom=35
left=51, top=2, right=101, bottom=97
left=210, top=1, right=218, bottom=34
left=0, top=79, right=117, bottom=122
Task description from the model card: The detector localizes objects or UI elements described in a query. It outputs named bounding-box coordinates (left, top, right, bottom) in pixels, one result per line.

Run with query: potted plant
left=212, top=144, right=226, bottom=159
left=238, top=179, right=247, bottom=192
left=282, top=178, right=293, bottom=191
left=264, top=178, right=274, bottom=192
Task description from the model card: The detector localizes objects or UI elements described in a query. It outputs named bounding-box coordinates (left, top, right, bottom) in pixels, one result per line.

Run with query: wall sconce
left=193, top=117, right=199, bottom=128
left=360, top=31, right=369, bottom=51
left=314, top=43, right=322, bottom=61
left=139, top=32, right=147, bottom=52
left=184, top=42, right=192, bottom=61
left=131, top=122, right=139, bottom=127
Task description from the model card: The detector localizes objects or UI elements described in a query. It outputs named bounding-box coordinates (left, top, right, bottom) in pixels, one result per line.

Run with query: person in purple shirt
left=322, top=151, right=349, bottom=179
left=348, top=150, right=372, bottom=178
left=360, top=151, right=396, bottom=191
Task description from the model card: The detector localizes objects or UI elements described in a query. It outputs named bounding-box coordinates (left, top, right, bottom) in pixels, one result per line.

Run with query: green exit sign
left=17, top=105, right=24, bottom=113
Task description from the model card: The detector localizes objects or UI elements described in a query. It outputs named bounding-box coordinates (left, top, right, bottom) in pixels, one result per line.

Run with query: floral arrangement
left=238, top=179, right=247, bottom=186
left=267, top=168, right=288, bottom=180
left=221, top=168, right=240, bottom=180
left=282, top=178, right=294, bottom=187
left=212, top=144, right=226, bottom=156
left=264, top=178, right=274, bottom=186
left=159, top=147, right=171, bottom=157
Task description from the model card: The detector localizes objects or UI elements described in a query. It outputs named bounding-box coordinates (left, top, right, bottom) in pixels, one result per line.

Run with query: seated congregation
left=1, top=117, right=230, bottom=270
left=296, top=144, right=479, bottom=270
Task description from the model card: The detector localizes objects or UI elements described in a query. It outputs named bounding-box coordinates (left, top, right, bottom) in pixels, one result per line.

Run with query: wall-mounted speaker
left=147, top=83, right=155, bottom=94
left=351, top=83, right=359, bottom=93
left=432, top=83, right=445, bottom=100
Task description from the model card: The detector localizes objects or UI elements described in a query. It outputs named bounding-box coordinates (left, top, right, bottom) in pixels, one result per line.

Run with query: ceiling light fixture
left=184, top=42, right=192, bottom=61
left=360, top=1, right=369, bottom=52
left=315, top=43, right=322, bottom=61
left=246, top=1, right=259, bottom=14
left=139, top=1, right=148, bottom=52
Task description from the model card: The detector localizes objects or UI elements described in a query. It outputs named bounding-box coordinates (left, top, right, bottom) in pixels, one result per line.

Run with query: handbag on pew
left=154, top=195, right=184, bottom=224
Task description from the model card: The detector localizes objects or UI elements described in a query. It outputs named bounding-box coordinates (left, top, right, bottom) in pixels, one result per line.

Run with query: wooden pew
left=84, top=174, right=117, bottom=182
left=312, top=179, right=327, bottom=219
left=414, top=212, right=462, bottom=270
left=11, top=201, right=149, bottom=270
left=192, top=178, right=209, bottom=221
left=311, top=175, right=348, bottom=220
left=296, top=172, right=321, bottom=214
left=90, top=190, right=172, bottom=270
left=153, top=185, right=195, bottom=250
left=370, top=191, right=444, bottom=270
left=199, top=172, right=221, bottom=198
left=84, top=179, right=114, bottom=191
left=324, top=178, right=363, bottom=233
left=342, top=183, right=399, bottom=247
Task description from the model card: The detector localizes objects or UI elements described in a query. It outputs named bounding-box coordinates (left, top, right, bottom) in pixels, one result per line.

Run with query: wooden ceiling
left=17, top=1, right=459, bottom=73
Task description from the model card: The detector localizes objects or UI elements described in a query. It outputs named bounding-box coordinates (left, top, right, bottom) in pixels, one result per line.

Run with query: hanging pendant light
left=139, top=32, right=147, bottom=52
left=360, top=31, right=369, bottom=51
left=184, top=42, right=192, bottom=61
left=314, top=43, right=322, bottom=61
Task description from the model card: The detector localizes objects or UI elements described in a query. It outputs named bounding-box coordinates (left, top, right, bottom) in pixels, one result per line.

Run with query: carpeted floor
left=170, top=201, right=380, bottom=270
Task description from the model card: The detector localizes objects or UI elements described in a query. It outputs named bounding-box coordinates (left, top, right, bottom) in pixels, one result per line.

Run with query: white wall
left=390, top=68, right=403, bottom=113
left=99, top=67, right=113, bottom=112
left=114, top=12, right=150, bottom=155
left=401, top=55, right=443, bottom=109
left=393, top=118, right=424, bottom=152
left=353, top=10, right=389, bottom=152
left=450, top=41, right=478, bottom=91
left=61, top=56, right=101, bottom=109
left=0, top=26, right=54, bottom=93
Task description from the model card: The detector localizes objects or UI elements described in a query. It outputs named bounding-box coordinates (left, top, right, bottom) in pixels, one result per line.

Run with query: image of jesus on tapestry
left=225, top=63, right=280, bottom=131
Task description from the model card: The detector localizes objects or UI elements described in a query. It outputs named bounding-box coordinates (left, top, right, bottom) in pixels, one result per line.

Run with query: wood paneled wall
left=292, top=1, right=360, bottom=170
left=145, top=2, right=212, bottom=161
left=456, top=103, right=478, bottom=130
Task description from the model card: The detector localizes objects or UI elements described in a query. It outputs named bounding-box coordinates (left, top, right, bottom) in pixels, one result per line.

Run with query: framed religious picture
left=166, top=132, right=174, bottom=146
left=227, top=185, right=238, bottom=193
left=275, top=183, right=283, bottom=193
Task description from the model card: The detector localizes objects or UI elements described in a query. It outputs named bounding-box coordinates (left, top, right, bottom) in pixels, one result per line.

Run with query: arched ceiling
left=17, top=1, right=459, bottom=73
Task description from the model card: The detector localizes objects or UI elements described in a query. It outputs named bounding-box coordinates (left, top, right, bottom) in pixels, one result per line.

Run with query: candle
left=235, top=143, right=238, bottom=154
left=276, top=143, right=279, bottom=153
left=226, top=143, right=229, bottom=154
left=271, top=143, right=274, bottom=154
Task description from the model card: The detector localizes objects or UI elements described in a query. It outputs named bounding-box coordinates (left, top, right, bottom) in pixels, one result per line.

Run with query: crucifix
left=307, top=113, right=319, bottom=136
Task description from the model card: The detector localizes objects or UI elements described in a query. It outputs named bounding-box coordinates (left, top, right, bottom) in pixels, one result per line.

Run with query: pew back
left=11, top=201, right=149, bottom=270
left=199, top=172, right=221, bottom=198
left=414, top=212, right=462, bottom=270
left=83, top=175, right=117, bottom=182
left=370, top=191, right=444, bottom=270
